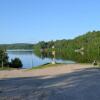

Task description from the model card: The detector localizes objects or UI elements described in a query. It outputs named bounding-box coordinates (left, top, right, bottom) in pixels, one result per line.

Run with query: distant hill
left=74, top=31, right=100, bottom=47
left=0, top=43, right=34, bottom=50
left=34, top=31, right=100, bottom=49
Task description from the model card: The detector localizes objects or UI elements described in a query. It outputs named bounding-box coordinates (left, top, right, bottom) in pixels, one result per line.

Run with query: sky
left=0, top=0, right=100, bottom=44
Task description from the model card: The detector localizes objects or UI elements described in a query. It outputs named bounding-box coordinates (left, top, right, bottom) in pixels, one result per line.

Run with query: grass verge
left=0, top=67, right=16, bottom=70
left=30, top=63, right=64, bottom=70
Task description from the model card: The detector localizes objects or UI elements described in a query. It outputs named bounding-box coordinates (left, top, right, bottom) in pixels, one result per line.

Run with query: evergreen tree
left=0, top=49, right=9, bottom=68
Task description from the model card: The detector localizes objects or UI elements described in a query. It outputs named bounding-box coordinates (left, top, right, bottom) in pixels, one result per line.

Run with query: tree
left=0, top=49, right=9, bottom=68
left=34, top=31, right=100, bottom=63
left=10, top=58, right=23, bottom=68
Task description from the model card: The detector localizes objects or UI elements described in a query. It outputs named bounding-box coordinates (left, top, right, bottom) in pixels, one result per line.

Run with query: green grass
left=0, top=63, right=63, bottom=71
left=30, top=63, right=64, bottom=70
left=0, top=67, right=16, bottom=70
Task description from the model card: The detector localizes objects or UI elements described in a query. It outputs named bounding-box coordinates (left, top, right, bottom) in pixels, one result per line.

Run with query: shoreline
left=0, top=63, right=92, bottom=79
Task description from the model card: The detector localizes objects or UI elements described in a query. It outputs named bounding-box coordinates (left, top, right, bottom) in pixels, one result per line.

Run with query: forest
left=0, top=31, right=100, bottom=63
left=34, top=31, right=100, bottom=63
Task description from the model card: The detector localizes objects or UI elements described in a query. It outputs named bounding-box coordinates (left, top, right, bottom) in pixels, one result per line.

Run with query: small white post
left=51, top=46, right=56, bottom=64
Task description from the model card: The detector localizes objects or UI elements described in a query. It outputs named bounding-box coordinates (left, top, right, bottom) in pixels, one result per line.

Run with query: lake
left=7, top=50, right=76, bottom=68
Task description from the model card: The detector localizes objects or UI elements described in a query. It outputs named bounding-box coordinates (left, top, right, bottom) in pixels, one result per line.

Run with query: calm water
left=7, top=50, right=75, bottom=68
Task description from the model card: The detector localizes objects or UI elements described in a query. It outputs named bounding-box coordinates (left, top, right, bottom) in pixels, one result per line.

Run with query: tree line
left=34, top=31, right=100, bottom=63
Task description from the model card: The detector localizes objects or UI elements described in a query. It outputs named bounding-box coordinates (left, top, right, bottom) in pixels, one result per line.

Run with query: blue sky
left=0, top=0, right=100, bottom=44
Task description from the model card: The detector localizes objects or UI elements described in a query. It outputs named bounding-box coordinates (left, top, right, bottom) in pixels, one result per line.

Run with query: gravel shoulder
left=0, top=64, right=92, bottom=79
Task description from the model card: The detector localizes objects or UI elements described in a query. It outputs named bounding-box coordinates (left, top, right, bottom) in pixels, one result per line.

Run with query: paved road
left=0, top=68, right=100, bottom=100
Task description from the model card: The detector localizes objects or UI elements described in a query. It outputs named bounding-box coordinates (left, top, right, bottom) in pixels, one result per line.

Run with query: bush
left=10, top=58, right=23, bottom=68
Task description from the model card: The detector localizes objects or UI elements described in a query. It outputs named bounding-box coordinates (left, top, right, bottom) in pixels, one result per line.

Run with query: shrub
left=10, top=58, right=23, bottom=68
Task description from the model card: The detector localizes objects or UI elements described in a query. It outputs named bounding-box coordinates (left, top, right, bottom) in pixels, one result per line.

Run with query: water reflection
left=7, top=50, right=76, bottom=68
